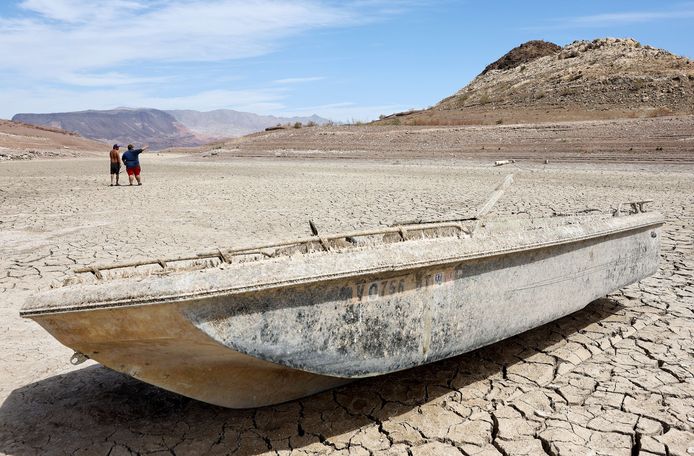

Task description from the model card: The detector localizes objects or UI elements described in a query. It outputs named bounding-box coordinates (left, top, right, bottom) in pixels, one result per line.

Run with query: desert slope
left=0, top=119, right=106, bottom=160
left=188, top=115, right=694, bottom=164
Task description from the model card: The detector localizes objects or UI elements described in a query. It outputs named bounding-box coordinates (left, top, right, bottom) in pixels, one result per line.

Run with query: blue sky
left=0, top=0, right=692, bottom=121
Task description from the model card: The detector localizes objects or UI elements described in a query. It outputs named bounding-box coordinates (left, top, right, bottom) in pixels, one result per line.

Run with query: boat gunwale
left=71, top=220, right=474, bottom=275
left=20, top=214, right=664, bottom=318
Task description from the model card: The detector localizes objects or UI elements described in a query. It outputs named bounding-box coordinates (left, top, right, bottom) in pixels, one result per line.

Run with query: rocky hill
left=12, top=108, right=330, bottom=150
left=0, top=119, right=106, bottom=160
left=377, top=38, right=694, bottom=125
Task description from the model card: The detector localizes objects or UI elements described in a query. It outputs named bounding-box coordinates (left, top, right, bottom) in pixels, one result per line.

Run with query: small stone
left=534, top=409, right=550, bottom=418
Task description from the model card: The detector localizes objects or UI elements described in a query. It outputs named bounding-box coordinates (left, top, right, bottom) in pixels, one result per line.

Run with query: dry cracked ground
left=0, top=156, right=692, bottom=455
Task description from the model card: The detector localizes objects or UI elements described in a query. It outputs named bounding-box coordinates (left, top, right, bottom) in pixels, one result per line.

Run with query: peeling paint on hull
left=21, top=212, right=663, bottom=408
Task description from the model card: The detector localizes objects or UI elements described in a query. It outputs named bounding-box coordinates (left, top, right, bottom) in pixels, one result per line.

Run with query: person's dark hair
left=112, top=144, right=119, bottom=149
left=127, top=144, right=134, bottom=150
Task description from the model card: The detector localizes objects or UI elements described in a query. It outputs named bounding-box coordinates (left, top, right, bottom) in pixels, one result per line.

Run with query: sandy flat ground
left=0, top=155, right=692, bottom=455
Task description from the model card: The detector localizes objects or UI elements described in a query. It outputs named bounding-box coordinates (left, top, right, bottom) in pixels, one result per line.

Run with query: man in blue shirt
left=121, top=144, right=149, bottom=186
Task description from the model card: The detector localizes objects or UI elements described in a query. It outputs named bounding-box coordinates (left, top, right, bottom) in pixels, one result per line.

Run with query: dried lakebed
left=0, top=157, right=692, bottom=455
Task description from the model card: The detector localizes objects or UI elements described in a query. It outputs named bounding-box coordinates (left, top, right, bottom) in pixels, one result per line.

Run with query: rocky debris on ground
left=0, top=148, right=76, bottom=160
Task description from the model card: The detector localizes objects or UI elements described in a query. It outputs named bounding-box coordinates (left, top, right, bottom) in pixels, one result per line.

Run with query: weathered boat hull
left=32, top=303, right=351, bottom=408
left=22, top=212, right=663, bottom=408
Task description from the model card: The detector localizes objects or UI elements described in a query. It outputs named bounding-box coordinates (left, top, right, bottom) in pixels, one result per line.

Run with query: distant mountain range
left=167, top=110, right=327, bottom=138
left=12, top=108, right=330, bottom=150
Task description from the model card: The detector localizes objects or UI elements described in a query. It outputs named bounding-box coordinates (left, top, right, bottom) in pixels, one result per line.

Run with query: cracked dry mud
left=0, top=157, right=692, bottom=456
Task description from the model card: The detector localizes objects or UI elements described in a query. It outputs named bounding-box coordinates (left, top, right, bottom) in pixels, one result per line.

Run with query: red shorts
left=126, top=166, right=141, bottom=176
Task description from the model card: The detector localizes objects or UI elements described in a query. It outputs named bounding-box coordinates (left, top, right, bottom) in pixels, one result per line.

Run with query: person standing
left=121, top=144, right=149, bottom=186
left=109, top=144, right=122, bottom=186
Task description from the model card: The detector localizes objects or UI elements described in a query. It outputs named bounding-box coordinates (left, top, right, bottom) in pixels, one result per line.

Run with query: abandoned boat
left=20, top=176, right=664, bottom=408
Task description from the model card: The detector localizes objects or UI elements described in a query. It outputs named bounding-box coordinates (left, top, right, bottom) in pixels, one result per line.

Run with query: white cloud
left=144, top=89, right=287, bottom=112
left=57, top=72, right=172, bottom=87
left=274, top=76, right=325, bottom=84
left=1, top=1, right=359, bottom=79
left=569, top=9, right=694, bottom=26
left=527, top=4, right=694, bottom=29
left=19, top=0, right=146, bottom=23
